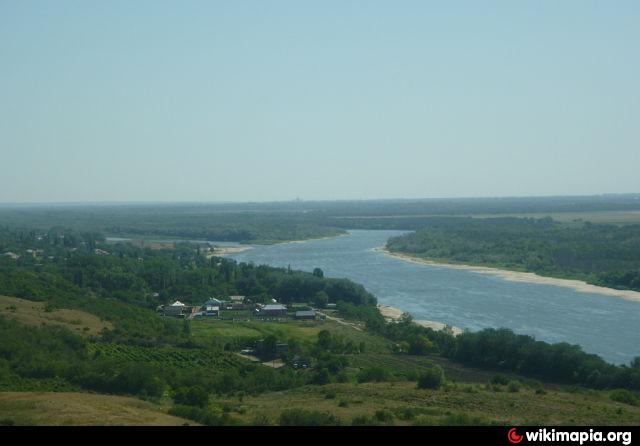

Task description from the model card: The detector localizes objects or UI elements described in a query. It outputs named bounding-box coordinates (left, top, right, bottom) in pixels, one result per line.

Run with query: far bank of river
left=376, top=247, right=640, bottom=303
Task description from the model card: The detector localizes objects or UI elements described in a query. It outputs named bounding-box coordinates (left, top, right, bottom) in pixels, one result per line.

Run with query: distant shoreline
left=375, top=246, right=640, bottom=303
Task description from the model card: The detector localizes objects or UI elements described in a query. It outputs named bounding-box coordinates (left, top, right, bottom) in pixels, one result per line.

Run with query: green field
left=471, top=210, right=640, bottom=226
left=190, top=318, right=394, bottom=353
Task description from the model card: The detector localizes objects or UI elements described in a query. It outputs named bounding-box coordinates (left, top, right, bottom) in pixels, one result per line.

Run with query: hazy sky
left=1, top=1, right=639, bottom=203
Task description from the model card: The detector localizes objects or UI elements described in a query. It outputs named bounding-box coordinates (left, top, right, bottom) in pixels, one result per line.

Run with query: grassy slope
left=216, top=382, right=640, bottom=426
left=0, top=295, right=112, bottom=337
left=0, top=392, right=198, bottom=426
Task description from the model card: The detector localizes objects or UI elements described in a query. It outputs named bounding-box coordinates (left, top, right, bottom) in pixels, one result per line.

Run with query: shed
left=295, top=310, right=316, bottom=320
left=260, top=304, right=287, bottom=317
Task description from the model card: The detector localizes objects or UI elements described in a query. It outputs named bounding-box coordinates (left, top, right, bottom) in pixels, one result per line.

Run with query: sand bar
left=377, top=304, right=463, bottom=336
left=375, top=247, right=640, bottom=303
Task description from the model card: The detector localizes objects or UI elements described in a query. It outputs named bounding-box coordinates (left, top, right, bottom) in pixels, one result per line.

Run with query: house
left=294, top=310, right=316, bottom=320
left=2, top=252, right=20, bottom=260
left=326, top=303, right=337, bottom=309
left=258, top=304, right=287, bottom=317
left=226, top=295, right=246, bottom=310
left=203, top=298, right=222, bottom=316
left=162, top=300, right=199, bottom=318
left=94, top=248, right=110, bottom=256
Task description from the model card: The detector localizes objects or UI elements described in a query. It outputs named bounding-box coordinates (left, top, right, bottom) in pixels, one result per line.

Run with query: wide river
left=229, top=229, right=640, bottom=365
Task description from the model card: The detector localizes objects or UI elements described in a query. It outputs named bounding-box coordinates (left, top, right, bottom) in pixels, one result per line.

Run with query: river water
left=228, top=229, right=640, bottom=365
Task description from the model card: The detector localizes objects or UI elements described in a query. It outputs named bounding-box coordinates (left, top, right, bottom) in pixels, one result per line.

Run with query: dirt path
left=315, top=310, right=363, bottom=331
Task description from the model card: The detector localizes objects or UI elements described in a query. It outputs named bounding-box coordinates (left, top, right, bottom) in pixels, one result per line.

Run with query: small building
left=2, top=252, right=20, bottom=260
left=295, top=310, right=316, bottom=320
left=163, top=300, right=199, bottom=318
left=203, top=298, right=222, bottom=316
left=258, top=304, right=287, bottom=317
left=225, top=295, right=246, bottom=309
left=325, top=303, right=337, bottom=309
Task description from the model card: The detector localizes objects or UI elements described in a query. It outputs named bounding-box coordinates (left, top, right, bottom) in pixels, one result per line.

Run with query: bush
left=491, top=374, right=510, bottom=385
left=173, top=385, right=209, bottom=408
left=0, top=418, right=15, bottom=426
left=417, top=366, right=444, bottom=390
left=279, top=409, right=341, bottom=426
left=610, top=389, right=639, bottom=406
left=374, top=409, right=395, bottom=424
left=507, top=380, right=521, bottom=393
left=356, top=366, right=391, bottom=383
left=351, top=415, right=381, bottom=426
left=169, top=405, right=237, bottom=426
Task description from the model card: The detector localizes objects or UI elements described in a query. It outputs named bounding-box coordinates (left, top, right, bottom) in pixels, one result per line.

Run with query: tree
left=312, top=268, right=324, bottom=278
left=409, top=335, right=434, bottom=355
left=313, top=291, right=329, bottom=308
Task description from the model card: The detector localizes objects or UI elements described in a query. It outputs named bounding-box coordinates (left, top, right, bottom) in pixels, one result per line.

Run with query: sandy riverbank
left=377, top=304, right=463, bottom=336
left=375, top=247, right=640, bottom=303
left=211, top=245, right=254, bottom=257
left=275, top=232, right=350, bottom=245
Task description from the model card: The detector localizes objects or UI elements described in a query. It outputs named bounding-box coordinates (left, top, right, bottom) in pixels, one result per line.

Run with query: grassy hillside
left=0, top=295, right=112, bottom=337
left=0, top=392, right=197, bottom=426
left=216, top=381, right=640, bottom=426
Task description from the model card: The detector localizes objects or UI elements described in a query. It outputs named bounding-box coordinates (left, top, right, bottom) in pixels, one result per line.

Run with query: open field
left=190, top=318, right=394, bottom=353
left=0, top=295, right=112, bottom=337
left=0, top=392, right=197, bottom=426
left=469, top=211, right=640, bottom=226
left=216, top=381, right=640, bottom=426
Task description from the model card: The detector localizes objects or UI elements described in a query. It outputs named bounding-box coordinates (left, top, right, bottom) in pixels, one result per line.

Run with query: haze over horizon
left=2, top=1, right=639, bottom=203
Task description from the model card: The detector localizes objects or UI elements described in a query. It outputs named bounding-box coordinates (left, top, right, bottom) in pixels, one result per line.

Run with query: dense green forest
left=385, top=217, right=640, bottom=291
left=0, top=205, right=345, bottom=244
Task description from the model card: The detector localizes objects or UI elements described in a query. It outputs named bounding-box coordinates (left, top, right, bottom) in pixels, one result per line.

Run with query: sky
left=1, top=1, right=639, bottom=203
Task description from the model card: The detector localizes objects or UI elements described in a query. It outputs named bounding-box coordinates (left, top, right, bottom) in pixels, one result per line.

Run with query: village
left=156, top=296, right=339, bottom=369
left=157, top=295, right=334, bottom=321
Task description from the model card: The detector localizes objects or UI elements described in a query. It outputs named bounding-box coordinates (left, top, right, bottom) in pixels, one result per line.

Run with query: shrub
left=507, top=380, right=521, bottom=393
left=279, top=409, right=341, bottom=426
left=324, top=390, right=336, bottom=399
left=491, top=374, right=510, bottom=385
left=356, top=366, right=391, bottom=383
left=374, top=409, right=394, bottom=424
left=610, top=389, right=639, bottom=406
left=417, top=366, right=444, bottom=390
left=0, top=418, right=15, bottom=426
left=173, top=385, right=209, bottom=408
left=169, top=405, right=237, bottom=426
left=351, top=415, right=381, bottom=426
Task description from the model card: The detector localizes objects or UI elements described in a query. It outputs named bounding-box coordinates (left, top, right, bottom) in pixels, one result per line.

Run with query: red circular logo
left=508, top=428, right=523, bottom=444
